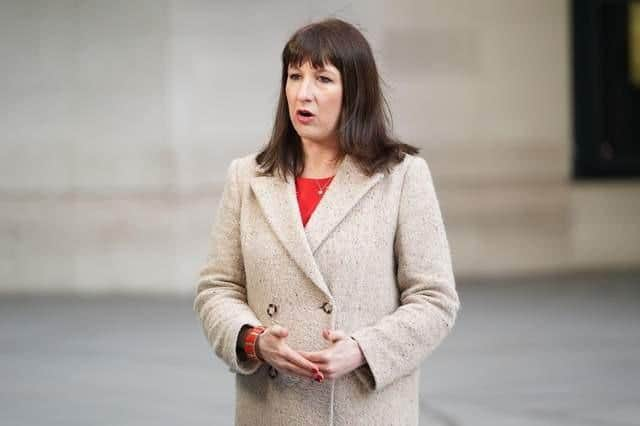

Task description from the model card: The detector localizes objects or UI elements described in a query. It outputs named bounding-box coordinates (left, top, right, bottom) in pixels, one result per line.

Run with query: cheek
left=285, top=86, right=295, bottom=107
left=328, top=92, right=343, bottom=121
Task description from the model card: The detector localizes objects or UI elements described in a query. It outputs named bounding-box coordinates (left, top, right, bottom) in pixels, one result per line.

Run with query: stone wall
left=1, top=0, right=638, bottom=293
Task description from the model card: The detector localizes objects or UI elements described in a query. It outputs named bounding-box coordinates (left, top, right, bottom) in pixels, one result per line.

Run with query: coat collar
left=249, top=154, right=384, bottom=299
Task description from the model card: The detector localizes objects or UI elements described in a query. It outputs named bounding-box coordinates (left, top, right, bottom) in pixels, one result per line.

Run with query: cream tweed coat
left=193, top=151, right=460, bottom=426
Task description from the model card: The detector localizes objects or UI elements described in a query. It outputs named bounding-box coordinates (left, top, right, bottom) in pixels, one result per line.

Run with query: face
left=285, top=60, right=343, bottom=147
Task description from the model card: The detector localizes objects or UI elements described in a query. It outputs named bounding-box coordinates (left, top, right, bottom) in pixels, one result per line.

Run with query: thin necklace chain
left=295, top=175, right=334, bottom=197
left=298, top=155, right=343, bottom=196
left=313, top=177, right=333, bottom=195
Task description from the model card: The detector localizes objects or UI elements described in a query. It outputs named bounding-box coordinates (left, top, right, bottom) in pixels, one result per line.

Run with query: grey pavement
left=1, top=272, right=639, bottom=426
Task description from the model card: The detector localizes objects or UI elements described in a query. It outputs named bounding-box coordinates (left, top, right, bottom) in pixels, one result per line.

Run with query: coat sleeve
left=193, top=158, right=264, bottom=375
left=350, top=155, right=461, bottom=391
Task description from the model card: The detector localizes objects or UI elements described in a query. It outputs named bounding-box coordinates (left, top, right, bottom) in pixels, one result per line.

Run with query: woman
left=194, top=18, right=460, bottom=426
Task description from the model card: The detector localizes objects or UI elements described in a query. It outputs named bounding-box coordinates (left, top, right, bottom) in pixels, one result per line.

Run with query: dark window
left=572, top=0, right=640, bottom=179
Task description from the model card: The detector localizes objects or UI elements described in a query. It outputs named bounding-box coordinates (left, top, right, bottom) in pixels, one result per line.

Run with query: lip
left=295, top=109, right=315, bottom=125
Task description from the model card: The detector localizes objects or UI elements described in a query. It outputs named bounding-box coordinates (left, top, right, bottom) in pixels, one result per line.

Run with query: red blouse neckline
left=294, top=175, right=335, bottom=227
left=296, top=175, right=335, bottom=181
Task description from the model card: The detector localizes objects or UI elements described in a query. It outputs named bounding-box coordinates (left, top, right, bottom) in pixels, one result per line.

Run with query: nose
left=296, top=76, right=314, bottom=102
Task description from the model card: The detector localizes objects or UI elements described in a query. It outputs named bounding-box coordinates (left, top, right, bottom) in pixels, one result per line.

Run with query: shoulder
left=390, top=152, right=431, bottom=181
left=386, top=153, right=437, bottom=200
left=225, top=151, right=262, bottom=182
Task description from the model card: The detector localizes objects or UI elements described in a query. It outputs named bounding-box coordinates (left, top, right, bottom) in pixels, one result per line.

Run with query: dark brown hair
left=256, top=18, right=418, bottom=180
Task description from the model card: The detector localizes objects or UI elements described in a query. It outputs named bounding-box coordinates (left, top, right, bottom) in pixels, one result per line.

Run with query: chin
left=296, top=130, right=321, bottom=141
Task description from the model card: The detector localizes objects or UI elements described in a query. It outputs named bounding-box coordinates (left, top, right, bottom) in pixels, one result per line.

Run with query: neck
left=300, top=139, right=343, bottom=178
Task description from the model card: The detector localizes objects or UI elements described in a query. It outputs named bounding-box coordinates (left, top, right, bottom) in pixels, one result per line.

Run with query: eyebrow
left=288, top=66, right=337, bottom=75
left=318, top=68, right=337, bottom=75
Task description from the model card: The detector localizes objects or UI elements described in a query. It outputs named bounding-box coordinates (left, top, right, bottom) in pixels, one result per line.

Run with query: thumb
left=270, top=325, right=289, bottom=338
left=322, top=328, right=346, bottom=342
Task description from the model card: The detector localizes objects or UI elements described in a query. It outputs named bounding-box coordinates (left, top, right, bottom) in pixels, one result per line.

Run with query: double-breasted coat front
left=193, top=151, right=461, bottom=426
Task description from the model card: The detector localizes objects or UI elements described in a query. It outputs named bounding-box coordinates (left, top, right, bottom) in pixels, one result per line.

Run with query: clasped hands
left=255, top=325, right=366, bottom=383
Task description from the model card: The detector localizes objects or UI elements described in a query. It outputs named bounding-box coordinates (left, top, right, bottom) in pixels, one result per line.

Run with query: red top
left=295, top=175, right=335, bottom=227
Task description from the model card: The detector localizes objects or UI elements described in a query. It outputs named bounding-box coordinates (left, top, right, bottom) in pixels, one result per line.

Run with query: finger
left=283, top=348, right=321, bottom=373
left=323, top=329, right=347, bottom=342
left=297, top=360, right=334, bottom=379
left=278, top=359, right=320, bottom=380
left=298, top=350, right=329, bottom=363
left=269, top=325, right=288, bottom=338
left=314, top=363, right=334, bottom=379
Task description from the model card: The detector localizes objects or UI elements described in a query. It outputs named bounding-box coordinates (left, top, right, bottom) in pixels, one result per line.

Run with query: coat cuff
left=349, top=334, right=379, bottom=391
left=226, top=318, right=264, bottom=375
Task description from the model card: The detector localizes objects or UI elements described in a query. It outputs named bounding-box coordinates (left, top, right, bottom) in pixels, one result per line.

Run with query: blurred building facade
left=1, top=0, right=639, bottom=293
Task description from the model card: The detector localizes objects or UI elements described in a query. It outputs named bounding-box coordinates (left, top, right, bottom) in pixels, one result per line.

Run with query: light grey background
left=2, top=0, right=639, bottom=294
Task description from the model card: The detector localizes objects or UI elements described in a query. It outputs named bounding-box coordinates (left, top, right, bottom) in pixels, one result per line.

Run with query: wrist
left=243, top=326, right=266, bottom=362
left=236, top=325, right=252, bottom=360
left=350, top=336, right=366, bottom=368
left=255, top=333, right=263, bottom=361
left=238, top=325, right=251, bottom=348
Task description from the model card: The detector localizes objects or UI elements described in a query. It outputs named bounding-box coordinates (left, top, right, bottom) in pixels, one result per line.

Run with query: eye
left=288, top=73, right=301, bottom=80
left=318, top=76, right=332, bottom=83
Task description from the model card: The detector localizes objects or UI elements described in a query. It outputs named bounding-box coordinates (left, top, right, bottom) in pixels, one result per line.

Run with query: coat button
left=268, top=366, right=278, bottom=379
left=322, top=302, right=333, bottom=314
left=267, top=303, right=278, bottom=317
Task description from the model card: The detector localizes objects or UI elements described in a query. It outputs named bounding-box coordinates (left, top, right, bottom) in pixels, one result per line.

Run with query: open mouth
left=297, top=109, right=314, bottom=117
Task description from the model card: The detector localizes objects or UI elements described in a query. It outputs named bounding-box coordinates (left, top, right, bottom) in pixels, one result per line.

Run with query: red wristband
left=243, top=326, right=266, bottom=361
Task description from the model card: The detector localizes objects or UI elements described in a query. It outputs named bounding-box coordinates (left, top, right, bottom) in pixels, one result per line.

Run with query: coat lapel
left=303, top=155, right=384, bottom=253
left=249, top=154, right=384, bottom=298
